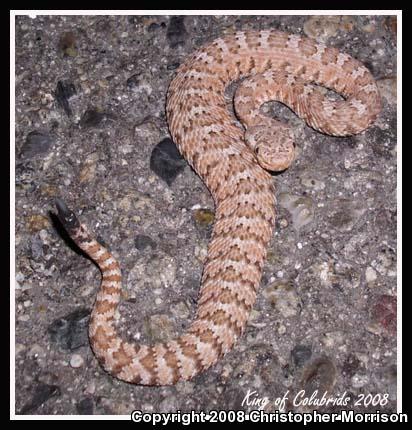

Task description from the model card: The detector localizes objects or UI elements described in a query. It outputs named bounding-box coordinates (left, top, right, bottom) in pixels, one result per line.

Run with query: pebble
left=70, top=354, right=85, bottom=368
left=170, top=300, right=191, bottom=319
left=126, top=73, right=140, bottom=90
left=384, top=16, right=397, bottom=34
left=326, top=199, right=366, bottom=233
left=317, top=261, right=336, bottom=287
left=277, top=324, right=286, bottom=335
left=320, top=331, right=344, bottom=348
left=304, top=15, right=355, bottom=42
left=134, top=119, right=162, bottom=146
left=14, top=272, right=24, bottom=290
left=262, top=280, right=300, bottom=317
left=278, top=193, right=314, bottom=230
left=194, top=244, right=208, bottom=263
left=119, top=196, right=132, bottom=212
left=84, top=381, right=96, bottom=396
left=127, top=253, right=177, bottom=296
left=365, top=266, right=377, bottom=283
left=28, top=344, right=46, bottom=359
left=26, top=214, right=50, bottom=233
left=16, top=343, right=26, bottom=355
left=79, top=284, right=95, bottom=297
left=351, top=373, right=369, bottom=388
left=145, top=314, right=176, bottom=343
left=300, top=173, right=325, bottom=191
left=59, top=31, right=77, bottom=57
left=167, top=62, right=180, bottom=70
left=16, top=272, right=25, bottom=285
left=371, top=294, right=396, bottom=335
left=193, top=208, right=215, bottom=228
left=377, top=77, right=397, bottom=105
left=373, top=249, right=395, bottom=275
left=79, top=152, right=99, bottom=183
left=278, top=218, right=288, bottom=228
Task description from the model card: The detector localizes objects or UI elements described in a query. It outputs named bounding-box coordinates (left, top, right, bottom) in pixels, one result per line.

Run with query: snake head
left=245, top=123, right=295, bottom=172
left=55, top=198, right=81, bottom=234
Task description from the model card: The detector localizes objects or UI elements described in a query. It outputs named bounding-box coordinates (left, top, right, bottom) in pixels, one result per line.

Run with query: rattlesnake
left=56, top=29, right=381, bottom=385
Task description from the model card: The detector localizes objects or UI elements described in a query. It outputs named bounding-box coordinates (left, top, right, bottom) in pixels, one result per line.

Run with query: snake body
left=56, top=29, right=381, bottom=385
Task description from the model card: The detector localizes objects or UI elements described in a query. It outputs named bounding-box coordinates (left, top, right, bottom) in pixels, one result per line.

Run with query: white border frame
left=10, top=9, right=402, bottom=419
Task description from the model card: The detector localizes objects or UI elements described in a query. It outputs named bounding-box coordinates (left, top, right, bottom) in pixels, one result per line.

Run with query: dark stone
left=48, top=308, right=90, bottom=351
left=54, top=80, right=76, bottom=117
left=291, top=344, right=312, bottom=368
left=30, top=235, right=44, bottom=260
left=149, top=138, right=186, bottom=185
left=128, top=16, right=144, bottom=25
left=77, top=397, right=94, bottom=415
left=371, top=294, right=397, bottom=335
left=300, top=356, right=336, bottom=398
left=166, top=16, right=188, bottom=48
left=374, top=208, right=396, bottom=232
left=148, top=22, right=160, bottom=32
left=342, top=354, right=361, bottom=378
left=19, top=383, right=61, bottom=414
left=134, top=234, right=157, bottom=251
left=368, top=121, right=397, bottom=159
left=126, top=73, right=140, bottom=90
left=80, top=108, right=105, bottom=128
left=20, top=130, right=53, bottom=159
left=167, top=62, right=180, bottom=71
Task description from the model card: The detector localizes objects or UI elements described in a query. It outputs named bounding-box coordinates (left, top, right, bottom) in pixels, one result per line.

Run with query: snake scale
left=56, top=29, right=381, bottom=385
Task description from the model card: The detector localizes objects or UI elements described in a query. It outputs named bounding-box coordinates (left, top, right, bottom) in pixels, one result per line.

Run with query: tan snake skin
left=56, top=29, right=381, bottom=385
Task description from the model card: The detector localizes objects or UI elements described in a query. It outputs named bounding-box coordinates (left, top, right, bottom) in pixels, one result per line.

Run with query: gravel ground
left=14, top=14, right=397, bottom=416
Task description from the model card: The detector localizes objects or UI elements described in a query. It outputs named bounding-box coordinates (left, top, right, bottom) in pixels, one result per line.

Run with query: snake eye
left=254, top=146, right=260, bottom=155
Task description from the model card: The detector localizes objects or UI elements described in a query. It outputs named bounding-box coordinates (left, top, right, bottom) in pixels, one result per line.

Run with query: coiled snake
left=56, top=30, right=381, bottom=385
